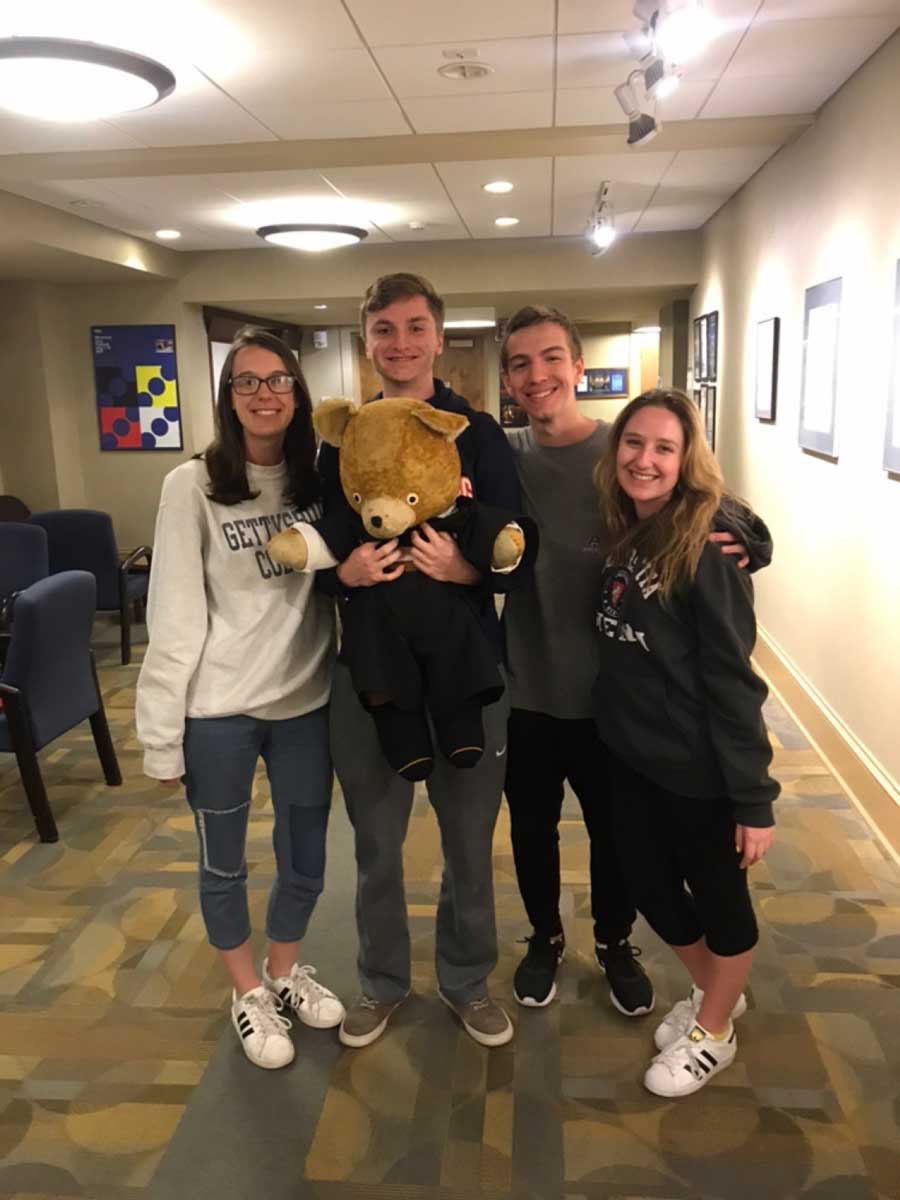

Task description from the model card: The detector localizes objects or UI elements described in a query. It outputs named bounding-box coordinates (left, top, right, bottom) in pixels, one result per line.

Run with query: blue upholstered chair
left=0, top=495, right=31, bottom=522
left=29, top=509, right=151, bottom=665
left=0, top=570, right=121, bottom=843
left=0, top=522, right=49, bottom=598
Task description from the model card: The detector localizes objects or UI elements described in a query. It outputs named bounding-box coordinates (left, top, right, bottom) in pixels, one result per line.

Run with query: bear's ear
left=412, top=405, right=469, bottom=443
left=314, top=397, right=357, bottom=446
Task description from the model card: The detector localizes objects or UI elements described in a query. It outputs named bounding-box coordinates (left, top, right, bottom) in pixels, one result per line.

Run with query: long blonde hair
left=594, top=389, right=726, bottom=600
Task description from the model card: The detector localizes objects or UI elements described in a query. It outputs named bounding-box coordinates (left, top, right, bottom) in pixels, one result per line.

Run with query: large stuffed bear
left=268, top=396, right=536, bottom=781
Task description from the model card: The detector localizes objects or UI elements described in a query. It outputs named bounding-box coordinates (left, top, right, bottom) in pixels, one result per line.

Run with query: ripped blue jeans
left=183, top=707, right=332, bottom=951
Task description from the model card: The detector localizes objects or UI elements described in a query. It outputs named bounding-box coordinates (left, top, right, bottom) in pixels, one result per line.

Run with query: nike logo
left=495, top=745, right=507, bottom=758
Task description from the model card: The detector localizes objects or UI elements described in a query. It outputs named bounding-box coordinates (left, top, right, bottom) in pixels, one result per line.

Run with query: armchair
left=29, top=509, right=151, bottom=665
left=0, top=570, right=122, bottom=843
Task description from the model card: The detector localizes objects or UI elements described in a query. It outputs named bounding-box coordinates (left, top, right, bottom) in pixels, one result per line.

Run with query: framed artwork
left=755, top=317, right=780, bottom=422
left=799, top=277, right=842, bottom=457
left=581, top=367, right=629, bottom=397
left=704, top=386, right=717, bottom=450
left=885, top=261, right=900, bottom=474
left=706, top=311, right=718, bottom=381
left=693, top=318, right=703, bottom=380
left=92, top=324, right=182, bottom=451
left=698, top=316, right=709, bottom=381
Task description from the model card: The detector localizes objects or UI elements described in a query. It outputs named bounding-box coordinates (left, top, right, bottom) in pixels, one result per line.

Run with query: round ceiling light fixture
left=155, top=228, right=181, bottom=240
left=256, top=224, right=369, bottom=253
left=0, top=37, right=175, bottom=122
left=494, top=216, right=519, bottom=227
left=483, top=180, right=514, bottom=194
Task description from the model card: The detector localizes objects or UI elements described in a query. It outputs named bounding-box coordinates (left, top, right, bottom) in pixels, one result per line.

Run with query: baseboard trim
left=754, top=626, right=900, bottom=868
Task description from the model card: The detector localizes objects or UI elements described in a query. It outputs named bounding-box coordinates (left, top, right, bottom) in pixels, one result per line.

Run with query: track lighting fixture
left=614, top=73, right=660, bottom=147
left=586, top=183, right=617, bottom=255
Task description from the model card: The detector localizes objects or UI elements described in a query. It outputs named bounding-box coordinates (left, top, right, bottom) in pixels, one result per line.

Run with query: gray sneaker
left=438, top=990, right=514, bottom=1047
left=339, top=994, right=404, bottom=1048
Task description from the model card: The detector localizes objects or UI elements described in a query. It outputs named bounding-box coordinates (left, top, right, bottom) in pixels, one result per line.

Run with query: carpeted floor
left=1, top=618, right=899, bottom=1200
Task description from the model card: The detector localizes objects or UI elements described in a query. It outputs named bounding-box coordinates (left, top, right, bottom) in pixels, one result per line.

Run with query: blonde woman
left=592, top=389, right=777, bottom=1098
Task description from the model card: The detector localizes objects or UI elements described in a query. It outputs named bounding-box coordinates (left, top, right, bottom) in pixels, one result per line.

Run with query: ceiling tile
left=700, top=72, right=842, bottom=117
left=557, top=1, right=635, bottom=35
left=402, top=91, right=553, bottom=133
left=553, top=152, right=676, bottom=235
left=105, top=68, right=276, bottom=147
left=760, top=0, right=900, bottom=18
left=195, top=0, right=367, bottom=52
left=322, top=163, right=468, bottom=238
left=344, top=0, right=554, bottom=46
left=374, top=38, right=554, bottom=97
left=635, top=192, right=729, bottom=232
left=725, top=15, right=900, bottom=78
left=435, top=157, right=552, bottom=237
left=0, top=116, right=147, bottom=156
left=208, top=47, right=394, bottom=118
left=555, top=86, right=624, bottom=126
left=662, top=146, right=779, bottom=188
left=258, top=99, right=411, bottom=140
left=556, top=33, right=633, bottom=88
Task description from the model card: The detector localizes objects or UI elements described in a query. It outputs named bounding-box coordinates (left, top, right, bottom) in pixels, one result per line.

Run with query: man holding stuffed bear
left=326, top=273, right=526, bottom=1049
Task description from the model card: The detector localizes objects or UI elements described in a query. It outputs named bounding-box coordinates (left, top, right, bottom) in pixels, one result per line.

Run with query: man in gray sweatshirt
left=499, top=305, right=656, bottom=1015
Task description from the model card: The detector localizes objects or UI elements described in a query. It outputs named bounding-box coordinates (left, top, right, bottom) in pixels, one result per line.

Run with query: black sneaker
left=513, top=933, right=565, bottom=1007
left=596, top=939, right=655, bottom=1016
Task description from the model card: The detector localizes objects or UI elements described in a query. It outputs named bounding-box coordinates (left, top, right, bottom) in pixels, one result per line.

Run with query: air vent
left=437, top=61, right=494, bottom=81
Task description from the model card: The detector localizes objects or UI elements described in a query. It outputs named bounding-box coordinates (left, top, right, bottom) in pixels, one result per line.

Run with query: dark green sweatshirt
left=592, top=511, right=779, bottom=827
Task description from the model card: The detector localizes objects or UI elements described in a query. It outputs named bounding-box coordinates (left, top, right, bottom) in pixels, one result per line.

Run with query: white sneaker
left=644, top=1022, right=737, bottom=1097
left=262, top=959, right=345, bottom=1029
left=654, top=986, right=748, bottom=1050
left=231, top=985, right=294, bottom=1069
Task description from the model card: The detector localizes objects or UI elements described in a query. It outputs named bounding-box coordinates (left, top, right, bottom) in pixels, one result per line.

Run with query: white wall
left=695, top=29, right=900, bottom=795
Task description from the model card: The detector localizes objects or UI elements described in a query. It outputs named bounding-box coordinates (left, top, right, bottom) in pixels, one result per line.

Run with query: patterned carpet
left=1, top=619, right=899, bottom=1200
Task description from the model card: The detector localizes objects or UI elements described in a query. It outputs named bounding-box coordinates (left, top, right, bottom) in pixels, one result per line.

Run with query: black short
left=607, top=753, right=758, bottom=957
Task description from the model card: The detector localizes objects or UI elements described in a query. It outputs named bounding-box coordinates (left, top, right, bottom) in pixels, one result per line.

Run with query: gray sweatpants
left=330, top=662, right=509, bottom=1004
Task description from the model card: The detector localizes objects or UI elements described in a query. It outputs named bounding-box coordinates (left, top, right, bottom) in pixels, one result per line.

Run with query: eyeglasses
left=230, top=373, right=295, bottom=396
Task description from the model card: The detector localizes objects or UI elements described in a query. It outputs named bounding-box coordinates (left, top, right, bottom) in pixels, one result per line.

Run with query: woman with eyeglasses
left=136, top=327, right=343, bottom=1070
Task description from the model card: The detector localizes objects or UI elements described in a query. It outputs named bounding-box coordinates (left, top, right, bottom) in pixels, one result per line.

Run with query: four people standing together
left=137, top=274, right=778, bottom=1097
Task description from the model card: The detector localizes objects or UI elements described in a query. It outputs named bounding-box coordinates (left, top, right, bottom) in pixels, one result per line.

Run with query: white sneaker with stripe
left=231, top=985, right=294, bottom=1069
left=654, top=985, right=748, bottom=1050
left=262, top=959, right=345, bottom=1029
left=644, top=1022, right=737, bottom=1097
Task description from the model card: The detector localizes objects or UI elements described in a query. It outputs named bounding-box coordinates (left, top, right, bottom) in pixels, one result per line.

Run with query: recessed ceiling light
left=314, top=304, right=328, bottom=310
left=0, top=37, right=175, bottom=122
left=256, top=224, right=368, bottom=253
left=483, top=180, right=514, bottom=194
left=408, top=220, right=426, bottom=230
left=437, top=61, right=494, bottom=81
left=155, top=228, right=181, bottom=240
left=633, top=324, right=661, bottom=334
left=494, top=217, right=519, bottom=227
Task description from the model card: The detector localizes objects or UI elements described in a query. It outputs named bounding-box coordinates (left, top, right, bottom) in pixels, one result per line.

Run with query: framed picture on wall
left=696, top=319, right=705, bottom=379
left=582, top=368, right=629, bottom=397
left=704, top=386, right=717, bottom=450
left=755, top=317, right=780, bottom=422
left=92, top=324, right=182, bottom=451
left=698, top=316, right=709, bottom=381
left=799, top=277, right=842, bottom=457
left=706, top=311, right=718, bottom=381
left=885, top=261, right=900, bottom=474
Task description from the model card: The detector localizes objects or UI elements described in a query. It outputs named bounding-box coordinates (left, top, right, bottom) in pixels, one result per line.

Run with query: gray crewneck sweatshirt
left=504, top=421, right=609, bottom=719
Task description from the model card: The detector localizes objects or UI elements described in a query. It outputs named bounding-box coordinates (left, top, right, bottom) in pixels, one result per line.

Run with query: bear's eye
left=406, top=493, right=419, bottom=506
left=351, top=492, right=361, bottom=504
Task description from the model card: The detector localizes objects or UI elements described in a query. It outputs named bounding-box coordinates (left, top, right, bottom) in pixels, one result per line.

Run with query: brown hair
left=359, top=272, right=445, bottom=334
left=500, top=305, right=584, bottom=369
left=594, top=388, right=726, bottom=600
left=202, top=327, right=319, bottom=509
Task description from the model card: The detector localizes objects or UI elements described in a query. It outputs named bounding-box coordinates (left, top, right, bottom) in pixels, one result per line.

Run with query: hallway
left=1, top=621, right=898, bottom=1200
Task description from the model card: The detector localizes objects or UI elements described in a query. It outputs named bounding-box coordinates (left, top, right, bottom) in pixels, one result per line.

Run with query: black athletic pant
left=504, top=708, right=636, bottom=945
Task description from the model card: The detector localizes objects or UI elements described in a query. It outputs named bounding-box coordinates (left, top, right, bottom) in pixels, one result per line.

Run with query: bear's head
left=314, top=396, right=469, bottom=539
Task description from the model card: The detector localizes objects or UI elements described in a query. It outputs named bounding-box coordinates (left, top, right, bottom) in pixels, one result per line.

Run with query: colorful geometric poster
left=92, top=325, right=183, bottom=451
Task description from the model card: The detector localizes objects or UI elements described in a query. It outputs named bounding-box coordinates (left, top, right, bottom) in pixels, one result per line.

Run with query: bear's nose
left=370, top=515, right=382, bottom=528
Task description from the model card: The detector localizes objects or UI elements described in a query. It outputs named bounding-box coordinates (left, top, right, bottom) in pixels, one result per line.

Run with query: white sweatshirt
left=136, top=458, right=335, bottom=780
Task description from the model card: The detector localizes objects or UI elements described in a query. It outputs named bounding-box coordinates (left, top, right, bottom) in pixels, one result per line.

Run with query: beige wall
left=695, top=29, right=900, bottom=795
